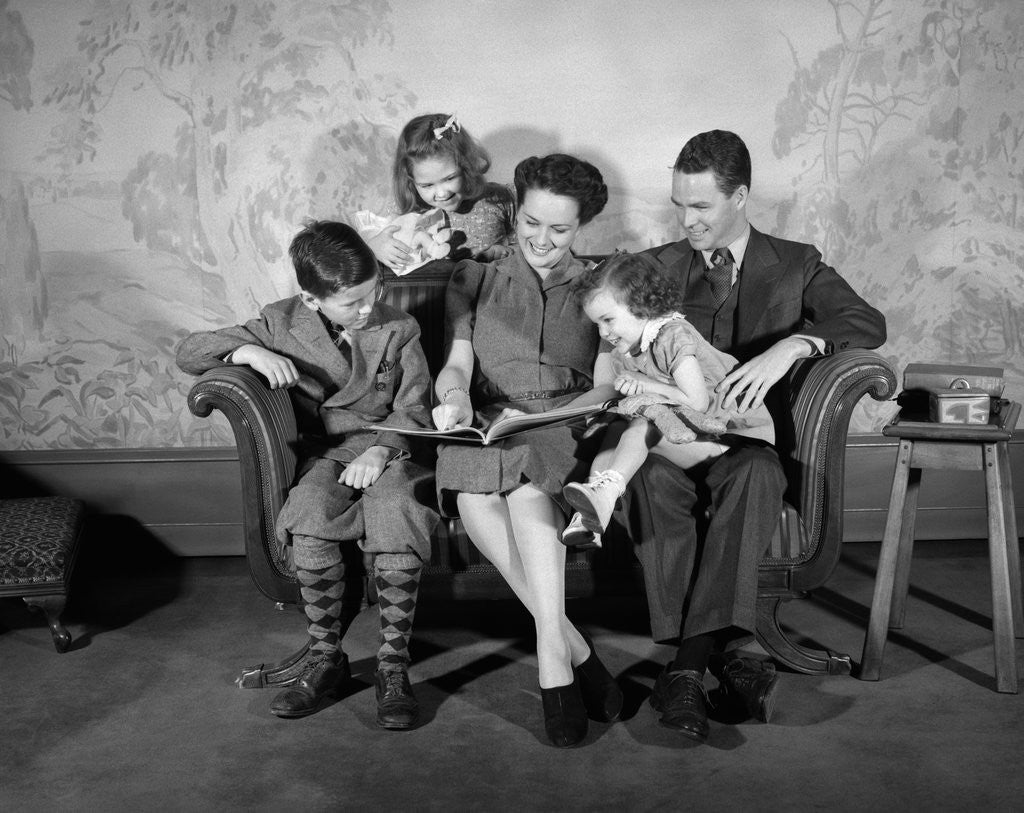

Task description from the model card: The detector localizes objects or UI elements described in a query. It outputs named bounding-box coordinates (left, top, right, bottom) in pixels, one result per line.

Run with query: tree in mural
left=40, top=0, right=414, bottom=318
left=770, top=0, right=1024, bottom=426
left=3, top=0, right=416, bottom=449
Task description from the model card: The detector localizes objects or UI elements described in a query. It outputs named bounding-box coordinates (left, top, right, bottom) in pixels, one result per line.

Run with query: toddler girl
left=562, top=252, right=775, bottom=548
left=366, top=113, right=515, bottom=272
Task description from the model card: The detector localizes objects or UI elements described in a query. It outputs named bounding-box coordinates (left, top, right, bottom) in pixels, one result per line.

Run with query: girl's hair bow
left=433, top=114, right=461, bottom=140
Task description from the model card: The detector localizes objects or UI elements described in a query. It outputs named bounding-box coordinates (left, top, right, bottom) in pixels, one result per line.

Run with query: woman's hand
left=433, top=394, right=474, bottom=430
left=492, top=407, right=525, bottom=422
left=231, top=345, right=299, bottom=390
left=339, top=446, right=390, bottom=489
left=367, top=225, right=412, bottom=270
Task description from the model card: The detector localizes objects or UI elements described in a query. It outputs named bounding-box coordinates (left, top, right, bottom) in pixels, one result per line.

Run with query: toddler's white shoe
left=561, top=511, right=602, bottom=549
left=562, top=470, right=625, bottom=535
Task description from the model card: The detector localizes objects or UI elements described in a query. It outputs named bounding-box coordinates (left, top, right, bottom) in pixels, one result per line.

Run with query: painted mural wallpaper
left=1, top=0, right=1022, bottom=450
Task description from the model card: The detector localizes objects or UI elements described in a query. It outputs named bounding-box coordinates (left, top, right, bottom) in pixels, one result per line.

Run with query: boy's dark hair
left=289, top=220, right=379, bottom=299
left=573, top=252, right=685, bottom=318
left=513, top=154, right=608, bottom=226
left=674, top=130, right=751, bottom=197
left=392, top=113, right=491, bottom=214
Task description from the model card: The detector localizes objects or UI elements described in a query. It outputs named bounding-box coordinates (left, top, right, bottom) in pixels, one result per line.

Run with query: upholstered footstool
left=0, top=496, right=86, bottom=652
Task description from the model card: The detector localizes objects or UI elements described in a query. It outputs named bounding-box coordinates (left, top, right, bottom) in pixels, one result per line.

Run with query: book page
left=365, top=400, right=612, bottom=445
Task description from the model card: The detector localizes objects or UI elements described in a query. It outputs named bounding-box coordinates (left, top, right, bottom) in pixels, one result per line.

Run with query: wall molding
left=3, top=437, right=1022, bottom=557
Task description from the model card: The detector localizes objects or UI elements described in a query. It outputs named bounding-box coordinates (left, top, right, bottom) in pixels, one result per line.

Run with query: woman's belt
left=479, top=386, right=586, bottom=405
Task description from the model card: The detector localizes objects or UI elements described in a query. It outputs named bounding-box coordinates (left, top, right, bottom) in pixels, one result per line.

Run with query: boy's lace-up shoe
left=710, top=654, right=779, bottom=723
left=269, top=649, right=349, bottom=718
left=561, top=512, right=602, bottom=549
left=563, top=470, right=624, bottom=535
left=649, top=664, right=709, bottom=742
left=375, top=667, right=419, bottom=730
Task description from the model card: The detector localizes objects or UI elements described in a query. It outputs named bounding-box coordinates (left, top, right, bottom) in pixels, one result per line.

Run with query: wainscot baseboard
left=3, top=436, right=1022, bottom=556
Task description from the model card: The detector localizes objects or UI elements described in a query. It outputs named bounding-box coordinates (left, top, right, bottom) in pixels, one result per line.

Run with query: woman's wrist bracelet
left=440, top=386, right=470, bottom=403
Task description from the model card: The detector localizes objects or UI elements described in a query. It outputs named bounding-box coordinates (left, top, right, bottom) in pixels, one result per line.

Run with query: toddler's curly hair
left=573, top=252, right=685, bottom=318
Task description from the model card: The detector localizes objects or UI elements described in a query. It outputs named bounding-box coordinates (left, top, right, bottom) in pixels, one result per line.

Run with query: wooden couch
left=186, top=260, right=896, bottom=677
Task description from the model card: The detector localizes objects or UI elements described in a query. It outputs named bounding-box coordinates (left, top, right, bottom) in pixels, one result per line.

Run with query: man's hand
left=367, top=225, right=412, bottom=270
left=339, top=446, right=391, bottom=489
left=716, top=337, right=812, bottom=412
left=231, top=345, right=299, bottom=390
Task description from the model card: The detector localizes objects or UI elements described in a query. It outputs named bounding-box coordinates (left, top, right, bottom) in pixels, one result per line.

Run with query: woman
left=431, top=154, right=622, bottom=748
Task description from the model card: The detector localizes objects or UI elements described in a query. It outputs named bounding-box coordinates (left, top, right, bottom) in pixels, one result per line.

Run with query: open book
left=375, top=400, right=613, bottom=446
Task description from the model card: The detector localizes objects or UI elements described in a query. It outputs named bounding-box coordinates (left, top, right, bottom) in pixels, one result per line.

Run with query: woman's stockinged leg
left=505, top=485, right=585, bottom=688
left=457, top=490, right=588, bottom=685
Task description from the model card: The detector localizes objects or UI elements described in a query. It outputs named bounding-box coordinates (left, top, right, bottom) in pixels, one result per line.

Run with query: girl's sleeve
left=652, top=323, right=698, bottom=379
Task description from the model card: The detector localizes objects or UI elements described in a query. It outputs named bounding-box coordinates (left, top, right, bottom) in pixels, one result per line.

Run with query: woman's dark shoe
left=574, top=632, right=624, bottom=722
left=541, top=678, right=588, bottom=748
left=269, top=649, right=349, bottom=718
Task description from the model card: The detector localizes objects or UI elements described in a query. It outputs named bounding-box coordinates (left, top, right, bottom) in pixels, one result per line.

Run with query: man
left=627, top=130, right=886, bottom=742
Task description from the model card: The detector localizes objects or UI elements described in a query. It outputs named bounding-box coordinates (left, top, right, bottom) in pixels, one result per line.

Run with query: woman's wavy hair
left=392, top=114, right=492, bottom=213
left=573, top=252, right=684, bottom=318
left=513, top=154, right=608, bottom=225
left=289, top=220, right=378, bottom=299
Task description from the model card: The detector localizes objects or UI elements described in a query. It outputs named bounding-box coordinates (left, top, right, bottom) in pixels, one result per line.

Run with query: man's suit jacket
left=176, top=297, right=433, bottom=463
left=645, top=227, right=886, bottom=364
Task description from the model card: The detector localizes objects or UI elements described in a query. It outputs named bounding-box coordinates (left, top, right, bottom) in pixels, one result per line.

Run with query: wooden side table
left=860, top=400, right=1022, bottom=693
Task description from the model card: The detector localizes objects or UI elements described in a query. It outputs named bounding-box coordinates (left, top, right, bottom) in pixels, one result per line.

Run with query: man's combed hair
left=674, top=129, right=751, bottom=197
left=392, top=113, right=492, bottom=214
left=289, top=220, right=379, bottom=299
left=573, top=252, right=685, bottom=318
left=513, top=154, right=608, bottom=225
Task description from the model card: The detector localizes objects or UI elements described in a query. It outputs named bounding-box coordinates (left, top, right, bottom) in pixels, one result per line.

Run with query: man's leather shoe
left=269, top=649, right=349, bottom=718
left=375, top=667, right=419, bottom=730
left=710, top=654, right=778, bottom=723
left=649, top=665, right=709, bottom=742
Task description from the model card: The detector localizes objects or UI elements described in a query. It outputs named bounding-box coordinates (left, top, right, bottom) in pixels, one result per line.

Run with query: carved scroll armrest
left=186, top=365, right=299, bottom=603
left=786, top=349, right=897, bottom=588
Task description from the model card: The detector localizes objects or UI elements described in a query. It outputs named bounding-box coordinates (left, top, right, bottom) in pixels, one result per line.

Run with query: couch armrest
left=782, top=349, right=897, bottom=591
left=186, top=366, right=299, bottom=603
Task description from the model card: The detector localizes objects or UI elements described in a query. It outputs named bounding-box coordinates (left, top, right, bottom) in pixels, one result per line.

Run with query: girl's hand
left=339, top=446, right=390, bottom=489
left=231, top=345, right=299, bottom=389
left=614, top=375, right=648, bottom=396
left=367, top=225, right=412, bottom=270
left=477, top=243, right=513, bottom=262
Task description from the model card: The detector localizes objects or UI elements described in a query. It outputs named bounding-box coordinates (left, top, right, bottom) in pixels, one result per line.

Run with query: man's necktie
left=705, top=247, right=735, bottom=307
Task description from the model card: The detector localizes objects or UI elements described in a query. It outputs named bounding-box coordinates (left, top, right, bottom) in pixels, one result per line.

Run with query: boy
left=176, top=220, right=438, bottom=729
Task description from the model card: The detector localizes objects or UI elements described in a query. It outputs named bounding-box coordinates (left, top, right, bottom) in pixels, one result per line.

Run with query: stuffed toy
left=601, top=393, right=728, bottom=444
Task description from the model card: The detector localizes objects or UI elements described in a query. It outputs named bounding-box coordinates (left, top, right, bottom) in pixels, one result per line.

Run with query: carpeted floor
left=3, top=528, right=1023, bottom=811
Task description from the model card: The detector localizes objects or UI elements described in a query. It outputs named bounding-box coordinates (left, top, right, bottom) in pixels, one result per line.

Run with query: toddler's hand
left=339, top=446, right=390, bottom=489
left=614, top=375, right=647, bottom=396
left=368, top=225, right=412, bottom=270
left=232, top=345, right=299, bottom=389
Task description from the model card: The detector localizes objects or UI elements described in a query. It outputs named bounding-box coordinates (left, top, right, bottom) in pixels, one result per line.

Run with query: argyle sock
left=293, top=539, right=346, bottom=656
left=374, top=554, right=423, bottom=672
